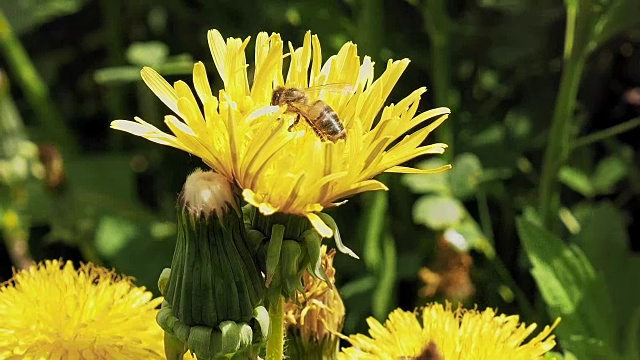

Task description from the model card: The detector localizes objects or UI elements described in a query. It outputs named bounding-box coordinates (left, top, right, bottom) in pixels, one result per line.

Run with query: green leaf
left=65, top=155, right=138, bottom=207
left=339, top=275, right=376, bottom=300
left=0, top=0, right=89, bottom=35
left=591, top=156, right=627, bottom=194
left=45, top=155, right=157, bottom=247
left=504, top=110, right=532, bottom=140
left=413, top=195, right=464, bottom=230
left=468, top=123, right=505, bottom=147
left=570, top=202, right=640, bottom=354
left=94, top=215, right=139, bottom=257
left=452, top=218, right=493, bottom=256
left=623, top=306, right=640, bottom=360
left=558, top=166, right=595, bottom=197
left=93, top=66, right=142, bottom=85
left=94, top=59, right=195, bottom=85
left=94, top=214, right=176, bottom=293
left=449, top=153, right=483, bottom=200
left=126, top=41, right=169, bottom=67
left=516, top=218, right=618, bottom=358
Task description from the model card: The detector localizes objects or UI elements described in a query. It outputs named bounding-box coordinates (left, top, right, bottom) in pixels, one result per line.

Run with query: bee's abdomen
left=316, top=106, right=345, bottom=138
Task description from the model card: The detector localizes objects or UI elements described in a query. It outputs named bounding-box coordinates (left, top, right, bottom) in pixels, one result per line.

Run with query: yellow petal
left=208, top=29, right=228, bottom=84
left=306, top=213, right=333, bottom=238
left=385, top=164, right=452, bottom=174
left=140, top=67, right=181, bottom=116
left=193, top=62, right=213, bottom=104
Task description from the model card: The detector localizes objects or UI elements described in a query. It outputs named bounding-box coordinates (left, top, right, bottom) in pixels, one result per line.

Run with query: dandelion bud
left=157, top=170, right=269, bottom=360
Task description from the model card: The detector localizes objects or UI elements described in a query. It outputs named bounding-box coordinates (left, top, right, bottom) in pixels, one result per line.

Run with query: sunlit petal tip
left=242, top=188, right=259, bottom=205
left=259, top=203, right=278, bottom=215
left=306, top=213, right=333, bottom=238
left=193, top=61, right=205, bottom=72
left=328, top=200, right=348, bottom=208
left=109, top=119, right=129, bottom=129
left=109, top=120, right=156, bottom=136
left=246, top=105, right=281, bottom=122
left=139, top=66, right=154, bottom=76
left=207, top=28, right=222, bottom=39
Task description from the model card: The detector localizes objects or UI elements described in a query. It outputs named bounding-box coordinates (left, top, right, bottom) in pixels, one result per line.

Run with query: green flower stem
left=266, top=296, right=285, bottom=360
left=572, top=116, right=640, bottom=149
left=538, top=53, right=586, bottom=229
left=0, top=9, right=77, bottom=154
left=423, top=0, right=454, bottom=158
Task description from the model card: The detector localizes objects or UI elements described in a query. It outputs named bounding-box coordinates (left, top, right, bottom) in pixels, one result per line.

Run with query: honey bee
left=398, top=341, right=442, bottom=360
left=271, top=84, right=352, bottom=142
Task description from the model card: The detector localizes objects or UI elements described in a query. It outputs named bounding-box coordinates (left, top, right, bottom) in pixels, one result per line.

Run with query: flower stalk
left=266, top=296, right=285, bottom=360
left=538, top=51, right=586, bottom=229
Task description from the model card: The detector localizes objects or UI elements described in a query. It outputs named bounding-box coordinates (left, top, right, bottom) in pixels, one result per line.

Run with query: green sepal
left=188, top=326, right=214, bottom=359
left=253, top=305, right=270, bottom=340
left=159, top=306, right=267, bottom=360
left=280, top=240, right=304, bottom=296
left=164, top=329, right=188, bottom=360
left=219, top=321, right=253, bottom=354
left=246, top=228, right=266, bottom=253
left=265, top=224, right=285, bottom=287
left=318, top=212, right=358, bottom=259
left=301, top=229, right=329, bottom=284
left=158, top=268, right=171, bottom=296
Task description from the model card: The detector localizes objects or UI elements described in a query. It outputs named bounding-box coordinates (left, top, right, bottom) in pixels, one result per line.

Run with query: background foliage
left=1, top=0, right=639, bottom=358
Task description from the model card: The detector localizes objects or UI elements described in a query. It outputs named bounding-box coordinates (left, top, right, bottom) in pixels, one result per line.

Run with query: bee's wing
left=301, top=83, right=354, bottom=96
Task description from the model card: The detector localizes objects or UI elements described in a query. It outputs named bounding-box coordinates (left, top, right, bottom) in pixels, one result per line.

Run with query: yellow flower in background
left=112, top=29, right=451, bottom=237
left=338, top=302, right=560, bottom=360
left=0, top=260, right=192, bottom=359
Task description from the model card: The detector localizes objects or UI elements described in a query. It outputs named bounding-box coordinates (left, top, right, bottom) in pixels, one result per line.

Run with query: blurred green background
left=1, top=0, right=639, bottom=358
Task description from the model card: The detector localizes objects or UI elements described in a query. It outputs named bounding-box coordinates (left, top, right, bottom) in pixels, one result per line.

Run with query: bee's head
left=271, top=87, right=285, bottom=106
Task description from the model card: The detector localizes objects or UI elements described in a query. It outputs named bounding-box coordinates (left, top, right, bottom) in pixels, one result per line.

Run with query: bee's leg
left=288, top=114, right=301, bottom=132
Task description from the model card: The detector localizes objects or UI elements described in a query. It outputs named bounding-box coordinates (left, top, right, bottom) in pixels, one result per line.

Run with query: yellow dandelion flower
left=0, top=259, right=192, bottom=359
left=111, top=29, right=451, bottom=237
left=338, top=302, right=560, bottom=360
